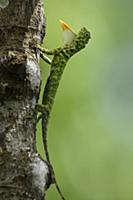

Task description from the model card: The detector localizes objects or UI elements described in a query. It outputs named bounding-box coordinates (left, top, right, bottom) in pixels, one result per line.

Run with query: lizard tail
left=41, top=114, right=66, bottom=200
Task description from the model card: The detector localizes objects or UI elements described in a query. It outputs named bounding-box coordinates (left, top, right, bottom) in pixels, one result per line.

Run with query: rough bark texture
left=0, top=0, right=51, bottom=199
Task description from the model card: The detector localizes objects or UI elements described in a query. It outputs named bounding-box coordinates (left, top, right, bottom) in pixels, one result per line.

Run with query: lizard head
left=60, top=20, right=91, bottom=55
left=74, top=27, right=91, bottom=50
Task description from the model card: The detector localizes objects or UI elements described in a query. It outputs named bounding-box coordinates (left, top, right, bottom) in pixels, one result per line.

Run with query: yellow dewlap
left=63, top=29, right=75, bottom=45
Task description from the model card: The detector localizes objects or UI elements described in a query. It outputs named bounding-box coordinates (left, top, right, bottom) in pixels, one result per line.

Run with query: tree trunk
left=0, top=0, right=51, bottom=199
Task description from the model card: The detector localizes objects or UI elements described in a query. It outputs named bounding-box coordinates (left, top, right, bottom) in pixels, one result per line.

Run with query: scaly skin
left=36, top=27, right=91, bottom=200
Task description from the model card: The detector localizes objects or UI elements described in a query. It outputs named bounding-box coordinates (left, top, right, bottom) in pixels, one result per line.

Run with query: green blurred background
left=37, top=0, right=133, bottom=199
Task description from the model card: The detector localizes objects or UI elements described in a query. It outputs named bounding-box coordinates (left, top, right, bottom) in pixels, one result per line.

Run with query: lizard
left=36, top=20, right=91, bottom=200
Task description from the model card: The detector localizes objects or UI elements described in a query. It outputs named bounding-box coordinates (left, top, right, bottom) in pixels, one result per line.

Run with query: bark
left=0, top=0, right=51, bottom=199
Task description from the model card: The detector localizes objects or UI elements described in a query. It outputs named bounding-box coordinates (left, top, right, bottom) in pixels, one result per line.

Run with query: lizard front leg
left=36, top=45, right=55, bottom=65
left=40, top=52, right=52, bottom=65
left=37, top=45, right=55, bottom=55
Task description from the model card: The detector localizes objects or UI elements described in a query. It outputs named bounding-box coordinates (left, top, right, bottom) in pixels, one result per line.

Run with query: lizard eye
left=85, top=32, right=91, bottom=38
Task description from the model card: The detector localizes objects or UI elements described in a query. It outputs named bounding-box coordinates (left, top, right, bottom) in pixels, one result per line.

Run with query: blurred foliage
left=36, top=0, right=133, bottom=199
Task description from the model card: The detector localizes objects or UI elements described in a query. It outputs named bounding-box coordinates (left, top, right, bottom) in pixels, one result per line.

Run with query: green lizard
left=36, top=20, right=91, bottom=200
